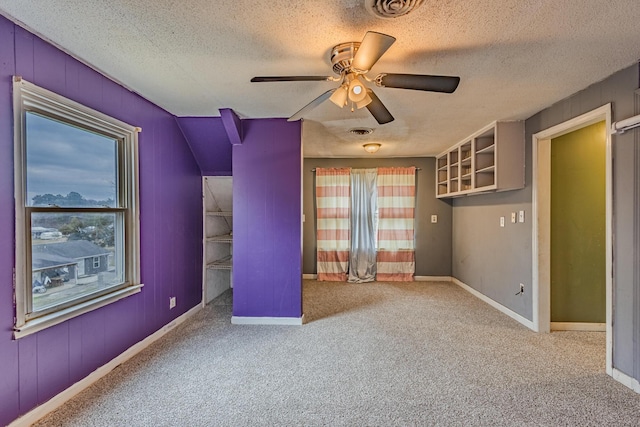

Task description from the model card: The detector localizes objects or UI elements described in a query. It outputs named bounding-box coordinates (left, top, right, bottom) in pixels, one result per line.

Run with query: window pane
left=31, top=212, right=124, bottom=313
left=26, top=112, right=118, bottom=208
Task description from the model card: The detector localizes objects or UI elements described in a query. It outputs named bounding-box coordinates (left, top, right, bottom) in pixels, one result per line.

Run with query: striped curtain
left=316, top=168, right=351, bottom=281
left=376, top=167, right=416, bottom=281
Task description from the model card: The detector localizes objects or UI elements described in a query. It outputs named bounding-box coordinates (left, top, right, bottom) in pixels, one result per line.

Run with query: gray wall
left=303, top=157, right=452, bottom=277
left=451, top=63, right=639, bottom=380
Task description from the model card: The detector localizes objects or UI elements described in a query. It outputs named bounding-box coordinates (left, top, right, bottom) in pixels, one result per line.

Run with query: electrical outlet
left=511, top=212, right=517, bottom=223
left=500, top=216, right=505, bottom=227
left=431, top=214, right=438, bottom=223
left=169, top=296, right=176, bottom=309
left=519, top=210, right=525, bottom=223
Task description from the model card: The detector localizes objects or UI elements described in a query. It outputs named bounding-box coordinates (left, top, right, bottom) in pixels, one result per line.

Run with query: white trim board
left=302, top=275, right=452, bottom=282
left=231, top=315, right=304, bottom=326
left=9, top=305, right=202, bottom=427
left=451, top=277, right=536, bottom=331
left=612, top=368, right=640, bottom=394
left=414, top=276, right=452, bottom=282
left=531, top=104, right=613, bottom=375
left=551, top=322, right=606, bottom=332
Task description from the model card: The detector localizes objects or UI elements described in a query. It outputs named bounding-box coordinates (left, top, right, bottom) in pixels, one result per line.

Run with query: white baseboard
left=551, top=322, right=606, bottom=332
left=9, top=305, right=202, bottom=427
left=231, top=315, right=304, bottom=326
left=612, top=368, right=640, bottom=394
left=451, top=277, right=536, bottom=331
left=304, top=274, right=452, bottom=282
left=414, top=276, right=452, bottom=282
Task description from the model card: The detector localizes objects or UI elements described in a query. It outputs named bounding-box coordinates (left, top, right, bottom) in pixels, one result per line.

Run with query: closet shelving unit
left=436, top=121, right=524, bottom=198
left=203, top=177, right=233, bottom=305
left=206, top=211, right=233, bottom=271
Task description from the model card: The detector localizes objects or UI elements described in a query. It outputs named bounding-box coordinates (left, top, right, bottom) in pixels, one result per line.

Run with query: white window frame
left=13, top=77, right=143, bottom=339
left=93, top=257, right=101, bottom=269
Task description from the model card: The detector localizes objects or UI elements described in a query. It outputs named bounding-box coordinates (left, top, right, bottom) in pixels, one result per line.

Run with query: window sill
left=13, top=284, right=144, bottom=339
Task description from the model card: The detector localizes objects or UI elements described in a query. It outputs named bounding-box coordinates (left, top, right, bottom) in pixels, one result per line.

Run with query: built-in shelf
left=476, top=165, right=496, bottom=174
left=207, top=234, right=233, bottom=243
left=203, top=176, right=233, bottom=304
left=207, top=256, right=232, bottom=270
left=206, top=211, right=232, bottom=217
left=435, top=121, right=524, bottom=198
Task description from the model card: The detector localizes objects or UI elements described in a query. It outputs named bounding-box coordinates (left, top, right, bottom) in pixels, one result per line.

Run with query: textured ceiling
left=2, top=1, right=640, bottom=157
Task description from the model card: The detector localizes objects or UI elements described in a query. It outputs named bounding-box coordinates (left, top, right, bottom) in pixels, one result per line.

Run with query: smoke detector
left=365, top=0, right=424, bottom=19
left=349, top=127, right=374, bottom=136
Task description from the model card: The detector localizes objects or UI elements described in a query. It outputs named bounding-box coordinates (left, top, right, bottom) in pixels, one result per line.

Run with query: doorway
left=532, top=104, right=613, bottom=374
left=550, top=122, right=606, bottom=328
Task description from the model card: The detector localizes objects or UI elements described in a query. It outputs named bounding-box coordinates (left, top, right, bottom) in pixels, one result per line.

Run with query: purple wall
left=0, top=16, right=203, bottom=425
left=232, top=119, right=303, bottom=318
left=175, top=117, right=233, bottom=176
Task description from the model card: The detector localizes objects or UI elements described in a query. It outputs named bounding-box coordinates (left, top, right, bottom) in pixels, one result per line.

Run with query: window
left=13, top=77, right=142, bottom=338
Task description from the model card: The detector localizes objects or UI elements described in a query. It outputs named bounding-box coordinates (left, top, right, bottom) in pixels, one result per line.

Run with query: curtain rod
left=311, top=167, right=421, bottom=172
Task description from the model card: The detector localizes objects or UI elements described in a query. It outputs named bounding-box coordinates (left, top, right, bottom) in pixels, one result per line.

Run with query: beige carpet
left=34, top=280, right=640, bottom=426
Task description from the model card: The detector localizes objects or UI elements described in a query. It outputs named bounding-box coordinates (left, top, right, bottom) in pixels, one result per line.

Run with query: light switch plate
left=519, top=210, right=525, bottom=223
left=500, top=216, right=505, bottom=227
left=511, top=212, right=517, bottom=223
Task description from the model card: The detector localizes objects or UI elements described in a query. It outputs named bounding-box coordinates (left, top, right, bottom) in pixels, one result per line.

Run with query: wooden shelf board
left=476, top=165, right=496, bottom=174
left=475, top=145, right=495, bottom=155
left=207, top=234, right=233, bottom=243
left=206, top=211, right=232, bottom=217
left=207, top=256, right=232, bottom=270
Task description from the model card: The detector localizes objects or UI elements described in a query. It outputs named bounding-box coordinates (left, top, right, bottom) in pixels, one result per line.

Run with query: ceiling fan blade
left=377, top=73, right=460, bottom=93
left=251, top=76, right=333, bottom=82
left=288, top=89, right=336, bottom=121
left=351, top=31, right=396, bottom=73
left=366, top=90, right=394, bottom=125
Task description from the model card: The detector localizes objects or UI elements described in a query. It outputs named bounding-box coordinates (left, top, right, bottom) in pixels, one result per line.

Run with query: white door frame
left=531, top=104, right=613, bottom=374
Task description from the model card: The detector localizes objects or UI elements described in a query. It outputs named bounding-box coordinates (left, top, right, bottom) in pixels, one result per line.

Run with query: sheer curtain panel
left=376, top=167, right=416, bottom=281
left=348, top=168, right=377, bottom=283
left=316, top=168, right=351, bottom=281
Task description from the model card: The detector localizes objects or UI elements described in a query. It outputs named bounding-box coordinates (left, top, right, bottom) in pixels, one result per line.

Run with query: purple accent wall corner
left=175, top=116, right=233, bottom=176
left=232, top=118, right=303, bottom=318
left=0, top=15, right=203, bottom=425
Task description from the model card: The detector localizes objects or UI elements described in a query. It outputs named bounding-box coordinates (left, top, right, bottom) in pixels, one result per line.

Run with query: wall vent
left=365, top=0, right=424, bottom=19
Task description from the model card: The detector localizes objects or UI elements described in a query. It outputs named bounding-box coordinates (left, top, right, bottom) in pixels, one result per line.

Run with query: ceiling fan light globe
left=348, top=77, right=368, bottom=102
left=356, top=93, right=372, bottom=109
left=329, top=86, right=348, bottom=108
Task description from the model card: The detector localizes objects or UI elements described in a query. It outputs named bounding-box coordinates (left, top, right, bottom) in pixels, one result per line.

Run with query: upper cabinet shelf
left=436, top=121, right=524, bottom=198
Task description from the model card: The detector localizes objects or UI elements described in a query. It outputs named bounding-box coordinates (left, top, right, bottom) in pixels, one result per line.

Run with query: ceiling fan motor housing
left=330, top=42, right=361, bottom=75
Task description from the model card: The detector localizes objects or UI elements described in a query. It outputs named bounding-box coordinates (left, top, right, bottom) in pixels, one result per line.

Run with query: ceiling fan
left=251, top=31, right=460, bottom=125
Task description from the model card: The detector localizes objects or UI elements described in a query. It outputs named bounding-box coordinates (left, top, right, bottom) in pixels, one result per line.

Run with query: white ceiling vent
left=349, top=128, right=374, bottom=136
left=365, top=0, right=424, bottom=19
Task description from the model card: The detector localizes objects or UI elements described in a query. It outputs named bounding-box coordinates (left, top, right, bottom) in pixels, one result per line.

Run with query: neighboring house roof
left=31, top=252, right=77, bottom=271
left=33, top=240, right=110, bottom=260
left=31, top=226, right=54, bottom=233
